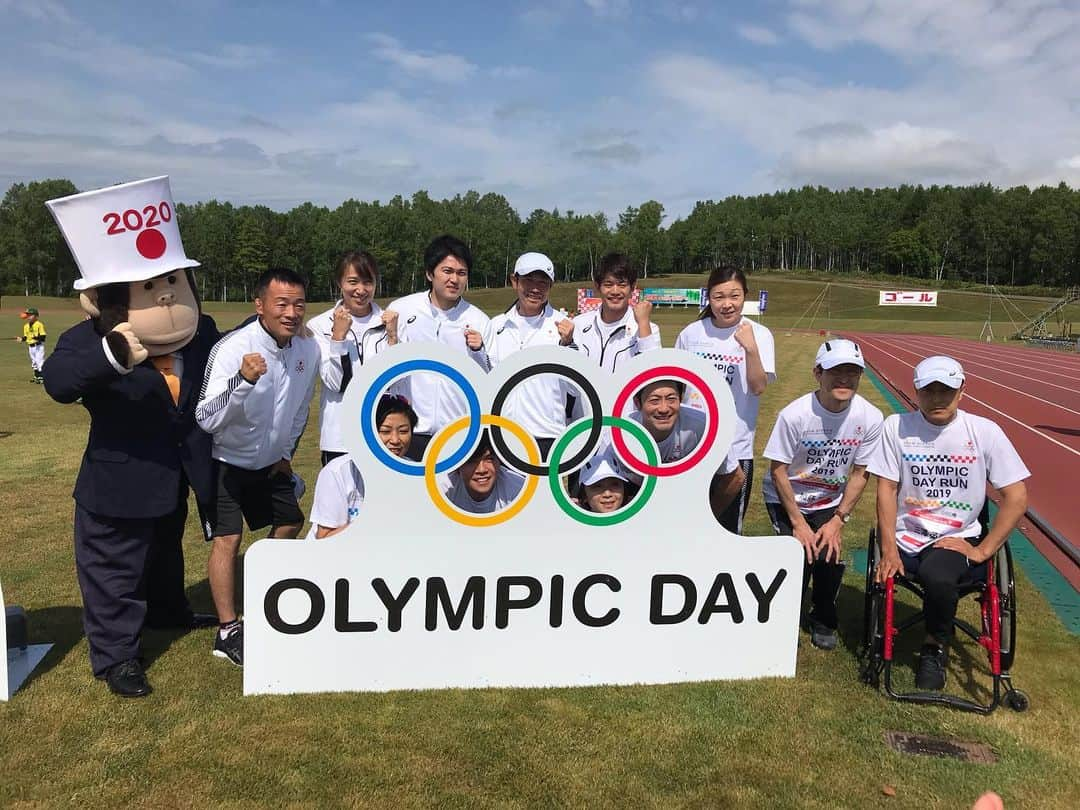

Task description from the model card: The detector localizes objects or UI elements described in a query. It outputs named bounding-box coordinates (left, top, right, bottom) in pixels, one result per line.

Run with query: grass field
left=1, top=283, right=1078, bottom=807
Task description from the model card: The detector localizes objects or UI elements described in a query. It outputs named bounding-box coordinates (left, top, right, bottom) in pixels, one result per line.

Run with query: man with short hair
left=488, top=251, right=577, bottom=459
left=628, top=379, right=744, bottom=518
left=870, top=355, right=1029, bottom=690
left=388, top=235, right=494, bottom=461
left=195, top=267, right=320, bottom=666
left=571, top=252, right=659, bottom=372
left=441, top=433, right=525, bottom=514
left=761, top=339, right=884, bottom=650
left=15, top=307, right=47, bottom=383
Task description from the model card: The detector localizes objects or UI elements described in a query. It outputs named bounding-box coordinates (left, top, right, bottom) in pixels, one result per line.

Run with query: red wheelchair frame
left=859, top=529, right=1029, bottom=714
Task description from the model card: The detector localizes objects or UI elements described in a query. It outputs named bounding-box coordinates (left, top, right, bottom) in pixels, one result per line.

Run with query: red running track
left=843, top=332, right=1080, bottom=588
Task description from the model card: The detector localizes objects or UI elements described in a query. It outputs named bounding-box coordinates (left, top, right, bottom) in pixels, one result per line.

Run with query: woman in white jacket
left=309, top=250, right=399, bottom=466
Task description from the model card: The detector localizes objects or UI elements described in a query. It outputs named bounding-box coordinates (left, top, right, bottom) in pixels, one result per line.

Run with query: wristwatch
left=835, top=509, right=851, bottom=524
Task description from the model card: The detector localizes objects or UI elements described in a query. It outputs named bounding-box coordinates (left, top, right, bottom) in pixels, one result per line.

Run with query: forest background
left=2, top=179, right=1078, bottom=301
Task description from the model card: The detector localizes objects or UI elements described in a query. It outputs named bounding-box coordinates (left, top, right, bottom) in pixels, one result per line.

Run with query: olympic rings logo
left=360, top=360, right=722, bottom=527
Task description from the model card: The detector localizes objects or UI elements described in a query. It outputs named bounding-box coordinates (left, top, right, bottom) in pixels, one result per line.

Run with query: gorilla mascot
left=43, top=176, right=220, bottom=697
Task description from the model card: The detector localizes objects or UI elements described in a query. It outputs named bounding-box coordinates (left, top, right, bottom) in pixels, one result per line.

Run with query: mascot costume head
left=46, top=175, right=201, bottom=362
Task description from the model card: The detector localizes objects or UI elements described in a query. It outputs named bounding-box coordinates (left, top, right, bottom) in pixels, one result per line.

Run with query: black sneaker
left=809, top=618, right=838, bottom=651
left=916, top=643, right=947, bottom=690
left=212, top=622, right=243, bottom=666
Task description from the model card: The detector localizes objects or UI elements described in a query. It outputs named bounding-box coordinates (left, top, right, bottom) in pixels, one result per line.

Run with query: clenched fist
left=556, top=318, right=575, bottom=346
left=240, top=352, right=268, bottom=384
left=330, top=305, right=353, bottom=341
left=632, top=299, right=653, bottom=327
left=110, top=322, right=148, bottom=368
left=733, top=320, right=757, bottom=352
left=463, top=326, right=484, bottom=352
left=381, top=309, right=399, bottom=345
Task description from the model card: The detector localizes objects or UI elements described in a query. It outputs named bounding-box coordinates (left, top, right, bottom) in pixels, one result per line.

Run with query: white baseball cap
left=46, top=175, right=199, bottom=291
left=815, top=339, right=864, bottom=370
left=913, top=355, right=965, bottom=389
left=580, top=450, right=629, bottom=487
left=513, top=252, right=555, bottom=281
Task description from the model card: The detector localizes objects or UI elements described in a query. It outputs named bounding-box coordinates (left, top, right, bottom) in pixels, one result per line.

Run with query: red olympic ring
left=610, top=365, right=720, bottom=477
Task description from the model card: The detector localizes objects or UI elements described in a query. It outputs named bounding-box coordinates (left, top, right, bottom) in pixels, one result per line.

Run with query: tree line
left=2, top=179, right=1077, bottom=300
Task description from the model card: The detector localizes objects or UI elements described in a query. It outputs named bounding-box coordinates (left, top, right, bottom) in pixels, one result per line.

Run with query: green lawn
left=1, top=293, right=1078, bottom=807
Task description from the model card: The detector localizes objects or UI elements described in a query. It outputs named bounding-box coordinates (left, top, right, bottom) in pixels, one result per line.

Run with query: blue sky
left=2, top=0, right=1078, bottom=219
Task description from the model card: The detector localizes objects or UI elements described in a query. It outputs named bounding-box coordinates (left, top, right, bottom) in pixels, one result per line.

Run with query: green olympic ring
left=548, top=415, right=658, bottom=526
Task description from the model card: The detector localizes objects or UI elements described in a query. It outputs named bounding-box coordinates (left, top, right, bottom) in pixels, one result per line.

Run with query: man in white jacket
left=488, top=252, right=576, bottom=459
left=571, top=252, right=659, bottom=372
left=195, top=268, right=320, bottom=666
left=388, top=235, right=493, bottom=461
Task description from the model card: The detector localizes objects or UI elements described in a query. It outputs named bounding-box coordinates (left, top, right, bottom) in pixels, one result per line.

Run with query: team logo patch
left=296, top=359, right=305, bottom=373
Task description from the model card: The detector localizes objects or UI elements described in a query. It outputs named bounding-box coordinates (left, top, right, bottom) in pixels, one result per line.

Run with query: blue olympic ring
left=361, top=359, right=483, bottom=476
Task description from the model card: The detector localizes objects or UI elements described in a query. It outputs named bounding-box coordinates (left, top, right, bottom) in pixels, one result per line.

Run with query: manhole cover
left=884, top=731, right=998, bottom=764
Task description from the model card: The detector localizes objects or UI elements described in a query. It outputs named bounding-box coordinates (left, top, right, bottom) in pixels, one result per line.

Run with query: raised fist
left=463, top=326, right=483, bottom=352
left=240, top=352, right=268, bottom=384
left=632, top=299, right=653, bottom=326
left=556, top=318, right=575, bottom=346
left=381, top=309, right=399, bottom=345
left=110, top=322, right=148, bottom=368
left=330, top=305, right=353, bottom=341
left=733, top=320, right=757, bottom=351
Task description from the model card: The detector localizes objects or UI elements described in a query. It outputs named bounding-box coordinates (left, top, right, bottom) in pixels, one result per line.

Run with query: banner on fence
left=878, top=290, right=938, bottom=307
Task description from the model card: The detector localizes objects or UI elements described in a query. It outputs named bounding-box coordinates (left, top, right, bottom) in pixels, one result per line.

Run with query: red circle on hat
left=136, top=228, right=167, bottom=260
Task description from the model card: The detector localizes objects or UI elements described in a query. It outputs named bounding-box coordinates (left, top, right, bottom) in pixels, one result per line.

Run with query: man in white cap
left=761, top=339, right=884, bottom=650
left=488, top=251, right=577, bottom=459
left=388, top=235, right=493, bottom=461
left=869, top=355, right=1029, bottom=690
left=41, top=176, right=220, bottom=697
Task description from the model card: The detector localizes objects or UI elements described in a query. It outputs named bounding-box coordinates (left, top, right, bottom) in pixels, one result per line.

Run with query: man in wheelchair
left=867, top=356, right=1028, bottom=691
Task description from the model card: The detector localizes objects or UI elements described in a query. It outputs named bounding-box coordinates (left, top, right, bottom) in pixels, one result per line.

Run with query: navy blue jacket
left=43, top=315, right=221, bottom=519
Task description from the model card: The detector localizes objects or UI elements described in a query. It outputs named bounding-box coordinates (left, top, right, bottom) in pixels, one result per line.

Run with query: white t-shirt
left=868, top=409, right=1030, bottom=554
left=762, top=392, right=884, bottom=511
left=308, top=455, right=365, bottom=538
left=440, top=468, right=526, bottom=514
left=675, top=316, right=776, bottom=460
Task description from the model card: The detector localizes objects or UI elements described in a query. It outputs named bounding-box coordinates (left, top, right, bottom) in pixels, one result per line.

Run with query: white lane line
left=927, top=335, right=1080, bottom=371
left=898, top=337, right=1080, bottom=384
left=856, top=334, right=1080, bottom=459
left=885, top=337, right=1080, bottom=399
left=869, top=335, right=1080, bottom=417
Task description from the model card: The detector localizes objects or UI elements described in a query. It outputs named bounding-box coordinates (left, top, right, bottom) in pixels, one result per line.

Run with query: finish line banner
left=243, top=346, right=802, bottom=695
left=879, top=290, right=938, bottom=307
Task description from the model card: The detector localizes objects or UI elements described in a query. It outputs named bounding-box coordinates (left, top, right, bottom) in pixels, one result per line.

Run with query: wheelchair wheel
left=860, top=530, right=884, bottom=686
left=1003, top=688, right=1030, bottom=712
left=997, top=543, right=1017, bottom=672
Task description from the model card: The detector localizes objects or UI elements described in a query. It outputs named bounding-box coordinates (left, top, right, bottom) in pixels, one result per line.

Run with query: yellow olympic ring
left=424, top=414, right=541, bottom=527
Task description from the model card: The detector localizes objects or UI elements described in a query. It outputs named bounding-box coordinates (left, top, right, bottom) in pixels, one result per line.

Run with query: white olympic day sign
left=243, top=346, right=803, bottom=695
left=878, top=290, right=938, bottom=307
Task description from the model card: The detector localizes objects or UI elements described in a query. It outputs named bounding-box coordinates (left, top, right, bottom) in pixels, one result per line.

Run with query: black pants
left=75, top=499, right=192, bottom=676
left=901, top=546, right=985, bottom=643
left=717, top=459, right=754, bottom=534
left=766, top=502, right=845, bottom=630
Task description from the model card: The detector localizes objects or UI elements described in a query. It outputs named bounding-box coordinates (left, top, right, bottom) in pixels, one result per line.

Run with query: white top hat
left=814, top=338, right=865, bottom=370
left=580, top=449, right=630, bottom=487
left=513, top=251, right=555, bottom=281
left=45, top=175, right=199, bottom=291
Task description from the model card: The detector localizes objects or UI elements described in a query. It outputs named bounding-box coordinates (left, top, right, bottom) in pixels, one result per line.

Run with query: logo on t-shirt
left=296, top=359, right=305, bottom=374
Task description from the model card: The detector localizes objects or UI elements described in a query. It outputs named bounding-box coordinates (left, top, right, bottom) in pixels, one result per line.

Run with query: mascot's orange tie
left=151, top=355, right=181, bottom=405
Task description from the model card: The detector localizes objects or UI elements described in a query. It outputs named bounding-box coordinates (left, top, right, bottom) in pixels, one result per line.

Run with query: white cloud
left=583, top=0, right=631, bottom=17
left=0, top=0, right=76, bottom=25
left=367, top=33, right=477, bottom=83
left=189, top=44, right=274, bottom=70
left=736, top=23, right=780, bottom=46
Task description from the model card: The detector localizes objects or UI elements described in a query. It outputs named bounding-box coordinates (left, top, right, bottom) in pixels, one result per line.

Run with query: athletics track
left=842, top=331, right=1080, bottom=596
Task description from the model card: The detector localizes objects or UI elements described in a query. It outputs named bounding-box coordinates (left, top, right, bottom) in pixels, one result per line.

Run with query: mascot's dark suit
left=42, top=176, right=219, bottom=696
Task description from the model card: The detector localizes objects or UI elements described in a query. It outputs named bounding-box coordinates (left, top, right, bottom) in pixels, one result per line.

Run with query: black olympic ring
left=488, top=363, right=604, bottom=476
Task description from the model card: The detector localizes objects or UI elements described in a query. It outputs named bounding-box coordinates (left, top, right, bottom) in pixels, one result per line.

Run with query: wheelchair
left=859, top=516, right=1029, bottom=714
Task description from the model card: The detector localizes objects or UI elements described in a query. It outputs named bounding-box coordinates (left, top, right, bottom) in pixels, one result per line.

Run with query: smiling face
left=427, top=255, right=469, bottom=309
left=637, top=381, right=682, bottom=440
left=814, top=363, right=864, bottom=410
left=584, top=477, right=626, bottom=513
left=597, top=273, right=632, bottom=319
left=339, top=266, right=376, bottom=317
left=126, top=270, right=200, bottom=356
left=459, top=447, right=499, bottom=501
left=512, top=271, right=552, bottom=317
left=255, top=279, right=307, bottom=345
left=708, top=280, right=745, bottom=328
left=377, top=411, right=413, bottom=458
left=916, top=381, right=964, bottom=426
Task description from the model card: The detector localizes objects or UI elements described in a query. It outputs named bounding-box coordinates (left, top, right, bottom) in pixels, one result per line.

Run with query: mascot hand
left=108, top=322, right=148, bottom=368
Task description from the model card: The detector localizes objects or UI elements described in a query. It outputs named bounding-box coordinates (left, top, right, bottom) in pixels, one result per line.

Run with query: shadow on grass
left=19, top=605, right=84, bottom=688
left=142, top=577, right=216, bottom=669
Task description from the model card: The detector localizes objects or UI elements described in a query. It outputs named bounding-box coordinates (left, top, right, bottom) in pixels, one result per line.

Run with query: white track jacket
left=571, top=308, right=660, bottom=372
